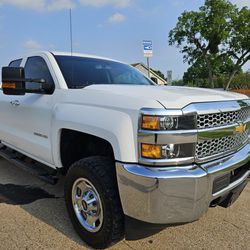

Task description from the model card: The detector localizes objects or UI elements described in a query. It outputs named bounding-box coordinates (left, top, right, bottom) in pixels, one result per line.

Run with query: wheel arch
left=51, top=104, right=138, bottom=170
left=58, top=128, right=116, bottom=173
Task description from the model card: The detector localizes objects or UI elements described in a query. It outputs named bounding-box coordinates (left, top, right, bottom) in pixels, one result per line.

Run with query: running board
left=0, top=144, right=58, bottom=185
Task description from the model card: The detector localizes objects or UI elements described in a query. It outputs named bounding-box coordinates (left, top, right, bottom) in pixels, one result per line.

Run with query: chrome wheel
left=72, top=178, right=103, bottom=233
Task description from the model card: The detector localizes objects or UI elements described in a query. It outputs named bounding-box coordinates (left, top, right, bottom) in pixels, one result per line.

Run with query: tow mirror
left=1, top=67, right=25, bottom=95
left=1, top=67, right=54, bottom=95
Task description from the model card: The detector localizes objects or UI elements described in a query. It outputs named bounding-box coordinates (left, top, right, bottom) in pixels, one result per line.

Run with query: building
left=132, top=63, right=167, bottom=85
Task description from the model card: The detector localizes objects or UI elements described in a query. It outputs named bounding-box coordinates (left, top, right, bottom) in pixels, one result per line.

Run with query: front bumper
left=116, top=143, right=250, bottom=224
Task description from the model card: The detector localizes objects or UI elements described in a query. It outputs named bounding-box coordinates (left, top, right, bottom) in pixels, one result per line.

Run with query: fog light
left=141, top=143, right=180, bottom=159
left=141, top=144, right=162, bottom=159
left=162, top=144, right=180, bottom=158
left=141, top=143, right=195, bottom=160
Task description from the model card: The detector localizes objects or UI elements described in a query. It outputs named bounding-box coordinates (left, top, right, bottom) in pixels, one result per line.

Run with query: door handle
left=10, top=100, right=20, bottom=107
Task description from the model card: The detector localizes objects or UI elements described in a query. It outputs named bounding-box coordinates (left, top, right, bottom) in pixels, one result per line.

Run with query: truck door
left=0, top=56, right=56, bottom=166
left=0, top=59, right=24, bottom=149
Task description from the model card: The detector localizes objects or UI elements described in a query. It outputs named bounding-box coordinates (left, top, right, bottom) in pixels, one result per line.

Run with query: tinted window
left=1, top=59, right=22, bottom=90
left=9, top=59, right=22, bottom=67
left=25, top=56, right=54, bottom=90
left=55, top=56, right=153, bottom=88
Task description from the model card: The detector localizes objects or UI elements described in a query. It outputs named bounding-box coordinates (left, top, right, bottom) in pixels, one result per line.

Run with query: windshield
left=55, top=55, right=154, bottom=88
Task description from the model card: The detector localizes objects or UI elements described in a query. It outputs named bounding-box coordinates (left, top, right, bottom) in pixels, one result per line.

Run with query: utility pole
left=69, top=8, right=73, bottom=56
left=147, top=57, right=150, bottom=78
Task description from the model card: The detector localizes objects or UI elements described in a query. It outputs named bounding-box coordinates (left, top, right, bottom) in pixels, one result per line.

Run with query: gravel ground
left=0, top=157, right=249, bottom=250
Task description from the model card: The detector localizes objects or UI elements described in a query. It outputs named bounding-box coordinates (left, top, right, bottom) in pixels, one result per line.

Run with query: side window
left=0, top=59, right=22, bottom=90
left=24, top=56, right=54, bottom=91
left=9, top=59, right=22, bottom=67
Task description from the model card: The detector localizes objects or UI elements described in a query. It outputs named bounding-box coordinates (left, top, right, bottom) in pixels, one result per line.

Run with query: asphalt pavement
left=0, top=157, right=249, bottom=250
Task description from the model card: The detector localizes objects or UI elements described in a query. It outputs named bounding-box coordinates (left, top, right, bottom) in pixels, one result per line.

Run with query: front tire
left=64, top=156, right=125, bottom=249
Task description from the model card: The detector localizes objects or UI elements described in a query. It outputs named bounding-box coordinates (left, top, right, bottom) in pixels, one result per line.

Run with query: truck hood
left=85, top=85, right=248, bottom=109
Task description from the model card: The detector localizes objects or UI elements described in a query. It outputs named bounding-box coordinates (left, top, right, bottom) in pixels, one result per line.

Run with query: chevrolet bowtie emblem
left=234, top=123, right=246, bottom=134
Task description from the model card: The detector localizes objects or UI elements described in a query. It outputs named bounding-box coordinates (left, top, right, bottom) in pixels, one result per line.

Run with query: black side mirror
left=2, top=66, right=54, bottom=95
left=1, top=67, right=25, bottom=95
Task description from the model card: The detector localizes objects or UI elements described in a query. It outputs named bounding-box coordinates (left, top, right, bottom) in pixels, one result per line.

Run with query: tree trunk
left=207, top=62, right=214, bottom=88
left=205, top=56, right=214, bottom=88
left=225, top=70, right=237, bottom=91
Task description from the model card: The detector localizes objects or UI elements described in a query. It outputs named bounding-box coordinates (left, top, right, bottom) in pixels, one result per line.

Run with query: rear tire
left=64, top=156, right=125, bottom=249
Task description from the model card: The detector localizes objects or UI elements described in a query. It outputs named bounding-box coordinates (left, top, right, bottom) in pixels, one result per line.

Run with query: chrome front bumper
left=116, top=143, right=250, bottom=224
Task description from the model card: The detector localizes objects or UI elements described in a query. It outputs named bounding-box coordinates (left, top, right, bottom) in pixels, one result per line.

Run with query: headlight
left=139, top=110, right=196, bottom=164
left=159, top=116, right=175, bottom=130
left=141, top=115, right=196, bottom=130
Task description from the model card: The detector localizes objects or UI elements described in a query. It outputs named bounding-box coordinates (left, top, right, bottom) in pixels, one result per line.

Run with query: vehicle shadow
left=125, top=216, right=187, bottom=241
left=0, top=160, right=86, bottom=247
left=20, top=178, right=88, bottom=246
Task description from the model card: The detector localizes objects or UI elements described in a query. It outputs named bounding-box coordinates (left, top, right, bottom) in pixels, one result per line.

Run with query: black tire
left=64, top=156, right=125, bottom=249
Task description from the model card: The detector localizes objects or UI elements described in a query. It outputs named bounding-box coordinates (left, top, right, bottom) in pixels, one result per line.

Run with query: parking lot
left=0, top=157, right=249, bottom=250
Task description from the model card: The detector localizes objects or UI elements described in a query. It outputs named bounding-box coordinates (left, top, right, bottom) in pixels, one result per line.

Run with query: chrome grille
left=197, top=107, right=250, bottom=129
left=196, top=130, right=249, bottom=159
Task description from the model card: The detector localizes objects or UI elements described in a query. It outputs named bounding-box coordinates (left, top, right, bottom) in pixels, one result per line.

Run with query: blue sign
left=143, top=40, right=153, bottom=57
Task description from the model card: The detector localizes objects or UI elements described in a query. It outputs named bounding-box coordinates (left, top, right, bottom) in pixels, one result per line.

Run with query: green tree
left=224, top=7, right=250, bottom=89
left=171, top=79, right=185, bottom=86
left=183, top=55, right=236, bottom=87
left=169, top=0, right=250, bottom=89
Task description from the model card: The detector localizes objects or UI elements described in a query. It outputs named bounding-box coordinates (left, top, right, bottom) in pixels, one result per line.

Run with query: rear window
left=9, top=59, right=22, bottom=67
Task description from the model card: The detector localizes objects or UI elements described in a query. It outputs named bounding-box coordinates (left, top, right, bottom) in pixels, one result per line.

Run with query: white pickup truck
left=1, top=51, right=250, bottom=249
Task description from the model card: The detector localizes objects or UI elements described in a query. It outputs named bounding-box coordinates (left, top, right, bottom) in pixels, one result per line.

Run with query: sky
left=0, top=0, right=249, bottom=80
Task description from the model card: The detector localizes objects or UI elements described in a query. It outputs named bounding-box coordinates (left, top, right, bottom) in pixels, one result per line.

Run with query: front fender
left=51, top=103, right=138, bottom=168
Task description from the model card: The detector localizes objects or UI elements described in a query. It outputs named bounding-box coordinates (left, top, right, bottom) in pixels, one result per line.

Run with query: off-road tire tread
left=65, top=156, right=124, bottom=249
